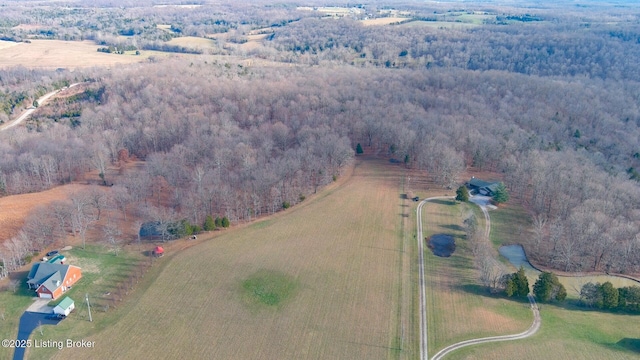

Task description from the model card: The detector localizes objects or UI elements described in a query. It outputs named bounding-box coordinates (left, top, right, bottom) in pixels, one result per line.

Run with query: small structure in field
left=152, top=246, right=165, bottom=257
left=53, top=297, right=75, bottom=316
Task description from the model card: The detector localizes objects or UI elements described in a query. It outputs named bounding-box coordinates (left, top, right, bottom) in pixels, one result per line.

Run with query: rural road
left=0, top=82, right=81, bottom=132
left=417, top=195, right=541, bottom=360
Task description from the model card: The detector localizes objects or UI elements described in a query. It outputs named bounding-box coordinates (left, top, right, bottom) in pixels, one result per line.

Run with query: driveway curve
left=417, top=195, right=541, bottom=360
left=431, top=294, right=540, bottom=360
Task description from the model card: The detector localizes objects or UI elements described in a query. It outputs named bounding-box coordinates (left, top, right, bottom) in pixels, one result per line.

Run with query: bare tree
left=70, top=191, right=95, bottom=249
left=103, top=218, right=122, bottom=256
left=532, top=214, right=547, bottom=253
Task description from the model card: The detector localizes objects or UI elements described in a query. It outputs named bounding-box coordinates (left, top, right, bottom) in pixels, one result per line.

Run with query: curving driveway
left=417, top=195, right=541, bottom=360
left=13, top=311, right=63, bottom=360
left=0, top=82, right=81, bottom=132
left=431, top=295, right=540, bottom=360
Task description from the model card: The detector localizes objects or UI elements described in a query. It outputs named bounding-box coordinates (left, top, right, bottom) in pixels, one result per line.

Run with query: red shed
left=153, top=246, right=164, bottom=257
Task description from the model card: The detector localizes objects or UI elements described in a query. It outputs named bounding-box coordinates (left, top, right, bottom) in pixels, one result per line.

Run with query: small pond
left=498, top=244, right=536, bottom=272
left=498, top=245, right=640, bottom=291
left=427, top=234, right=456, bottom=257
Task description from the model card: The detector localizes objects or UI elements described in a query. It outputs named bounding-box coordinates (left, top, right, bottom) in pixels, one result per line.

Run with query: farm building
left=153, top=246, right=165, bottom=257
left=467, top=177, right=500, bottom=196
left=53, top=297, right=75, bottom=316
left=26, top=262, right=82, bottom=300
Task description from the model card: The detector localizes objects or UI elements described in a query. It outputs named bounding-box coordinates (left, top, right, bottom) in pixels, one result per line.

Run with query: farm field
left=0, top=40, right=153, bottom=69
left=42, top=158, right=415, bottom=359
left=0, top=184, right=85, bottom=240
left=400, top=21, right=479, bottom=29
left=360, top=17, right=409, bottom=26
left=167, top=36, right=218, bottom=50
left=421, top=198, right=532, bottom=358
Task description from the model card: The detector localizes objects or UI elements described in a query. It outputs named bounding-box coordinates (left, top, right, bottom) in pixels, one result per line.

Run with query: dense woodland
left=1, top=0, right=640, bottom=279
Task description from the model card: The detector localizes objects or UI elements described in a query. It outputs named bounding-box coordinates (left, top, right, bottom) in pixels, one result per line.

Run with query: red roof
left=153, top=246, right=164, bottom=254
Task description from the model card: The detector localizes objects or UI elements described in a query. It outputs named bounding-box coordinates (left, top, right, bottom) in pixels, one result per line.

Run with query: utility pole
left=86, top=293, right=92, bottom=322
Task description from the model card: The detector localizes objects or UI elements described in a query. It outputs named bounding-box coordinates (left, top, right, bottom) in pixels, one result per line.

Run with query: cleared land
left=0, top=184, right=84, bottom=241
left=0, top=40, right=21, bottom=50
left=400, top=21, right=479, bottom=29
left=360, top=17, right=409, bottom=26
left=167, top=36, right=218, bottom=50
left=42, top=158, right=413, bottom=359
left=421, top=198, right=532, bottom=358
left=0, top=40, right=153, bottom=69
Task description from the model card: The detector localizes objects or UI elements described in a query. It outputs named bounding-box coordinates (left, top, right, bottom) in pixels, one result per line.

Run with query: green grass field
left=44, top=158, right=414, bottom=360
left=421, top=199, right=532, bottom=358
left=448, top=202, right=640, bottom=359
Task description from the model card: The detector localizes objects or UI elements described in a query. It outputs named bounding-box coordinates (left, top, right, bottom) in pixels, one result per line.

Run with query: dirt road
left=0, top=82, right=81, bottom=132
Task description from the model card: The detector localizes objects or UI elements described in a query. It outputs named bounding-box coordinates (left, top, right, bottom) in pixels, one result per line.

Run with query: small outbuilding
left=153, top=246, right=165, bottom=257
left=53, top=297, right=75, bottom=316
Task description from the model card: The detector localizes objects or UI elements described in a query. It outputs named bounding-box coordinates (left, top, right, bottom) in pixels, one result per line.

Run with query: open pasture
left=400, top=21, right=479, bottom=29
left=0, top=40, right=151, bottom=69
left=0, top=184, right=85, bottom=241
left=360, top=17, right=409, bottom=26
left=167, top=36, right=218, bottom=50
left=46, top=159, right=412, bottom=359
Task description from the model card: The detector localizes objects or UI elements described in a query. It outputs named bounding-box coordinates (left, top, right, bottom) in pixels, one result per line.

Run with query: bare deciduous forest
left=1, top=0, right=639, bottom=279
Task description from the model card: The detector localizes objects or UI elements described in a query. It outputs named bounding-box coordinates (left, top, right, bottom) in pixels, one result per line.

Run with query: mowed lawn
left=51, top=158, right=410, bottom=359
left=421, top=199, right=532, bottom=358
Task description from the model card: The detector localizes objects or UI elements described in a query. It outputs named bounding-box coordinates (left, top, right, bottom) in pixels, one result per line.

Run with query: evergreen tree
left=514, top=266, right=530, bottom=297
left=221, top=216, right=230, bottom=228
left=533, top=272, right=566, bottom=302
left=455, top=186, right=469, bottom=202
left=204, top=215, right=216, bottom=231
left=600, top=282, right=619, bottom=309
left=505, top=266, right=529, bottom=298
left=492, top=182, right=510, bottom=203
left=215, top=216, right=222, bottom=228
left=356, top=143, right=364, bottom=154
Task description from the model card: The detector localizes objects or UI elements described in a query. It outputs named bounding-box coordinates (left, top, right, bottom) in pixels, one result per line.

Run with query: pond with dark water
left=427, top=234, right=456, bottom=257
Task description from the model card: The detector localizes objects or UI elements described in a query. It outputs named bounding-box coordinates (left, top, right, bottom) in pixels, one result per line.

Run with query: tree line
left=1, top=60, right=638, bottom=274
